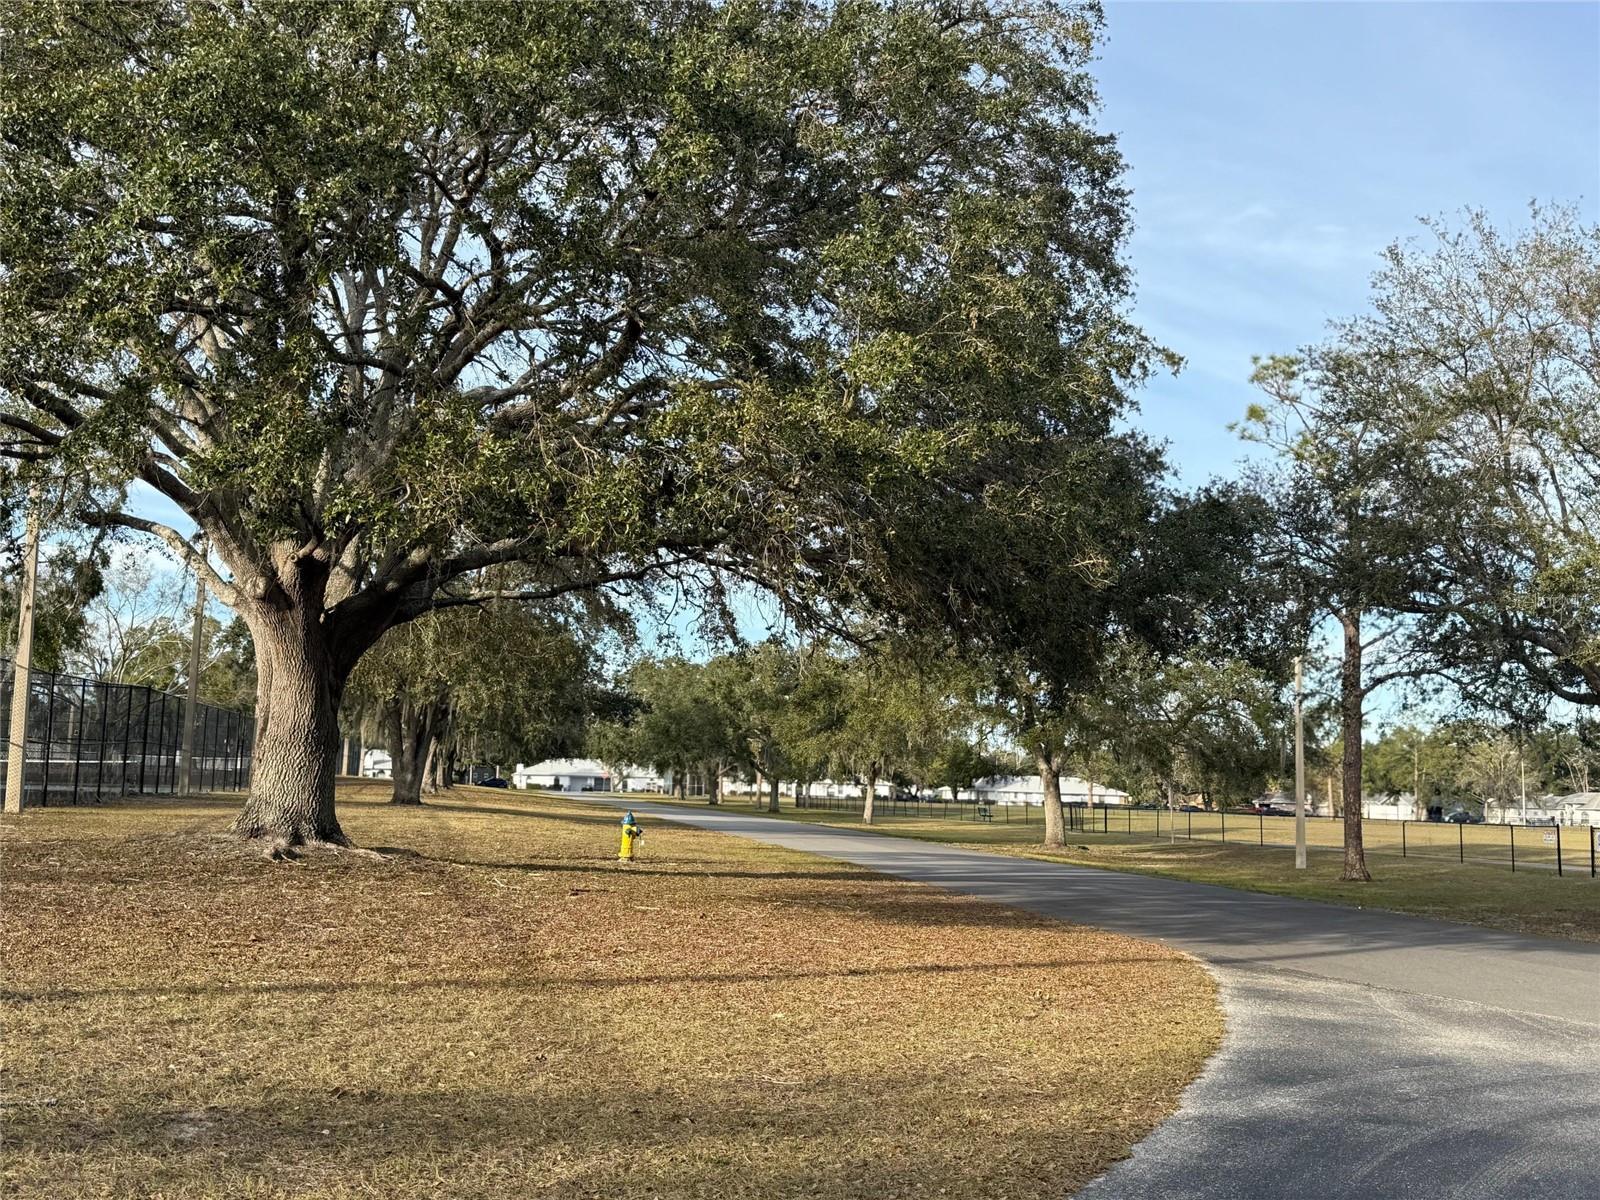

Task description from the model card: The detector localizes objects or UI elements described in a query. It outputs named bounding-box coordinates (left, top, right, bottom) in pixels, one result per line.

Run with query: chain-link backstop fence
left=0, top=658, right=254, bottom=806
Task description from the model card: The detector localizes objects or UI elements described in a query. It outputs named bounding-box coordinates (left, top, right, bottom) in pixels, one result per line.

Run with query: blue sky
left=1096, top=0, right=1600, bottom=483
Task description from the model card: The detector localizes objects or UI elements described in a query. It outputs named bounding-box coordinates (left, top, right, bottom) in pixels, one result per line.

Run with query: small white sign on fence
left=1542, top=832, right=1557, bottom=846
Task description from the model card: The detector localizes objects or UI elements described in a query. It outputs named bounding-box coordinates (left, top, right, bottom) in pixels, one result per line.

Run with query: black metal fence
left=0, top=658, right=254, bottom=806
left=798, top=792, right=1045, bottom=824
left=1056, top=804, right=1600, bottom=878
left=793, top=791, right=1599, bottom=878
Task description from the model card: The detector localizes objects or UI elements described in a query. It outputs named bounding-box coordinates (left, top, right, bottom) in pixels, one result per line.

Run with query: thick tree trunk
left=709, top=765, right=722, bottom=805
left=421, top=737, right=442, bottom=795
left=1039, top=747, right=1065, bottom=847
left=230, top=615, right=347, bottom=846
left=862, top=767, right=878, bottom=825
left=434, top=706, right=456, bottom=789
left=251, top=645, right=275, bottom=782
left=767, top=774, right=780, bottom=813
left=388, top=702, right=431, bottom=806
left=1339, top=609, right=1372, bottom=881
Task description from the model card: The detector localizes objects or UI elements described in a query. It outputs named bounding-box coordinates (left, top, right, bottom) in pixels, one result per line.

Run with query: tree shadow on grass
left=0, top=953, right=1177, bottom=1005
left=363, top=800, right=607, bottom=824
left=761, top=886, right=1091, bottom=933
left=369, top=847, right=869, bottom=883
left=0, top=1062, right=1152, bottom=1200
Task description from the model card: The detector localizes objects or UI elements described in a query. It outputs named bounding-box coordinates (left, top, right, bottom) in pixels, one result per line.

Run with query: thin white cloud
left=1137, top=196, right=1387, bottom=278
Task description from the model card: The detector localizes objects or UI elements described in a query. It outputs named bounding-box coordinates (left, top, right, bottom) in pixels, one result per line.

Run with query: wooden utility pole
left=4, top=489, right=40, bottom=813
left=3, top=489, right=40, bottom=819
left=1519, top=744, right=1527, bottom=818
left=1413, top=736, right=1421, bottom=814
left=1294, top=656, right=1307, bottom=870
left=177, top=557, right=206, bottom=796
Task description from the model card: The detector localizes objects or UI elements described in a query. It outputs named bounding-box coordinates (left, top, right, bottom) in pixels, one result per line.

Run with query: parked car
left=1178, top=804, right=1206, bottom=812
left=476, top=777, right=509, bottom=789
left=1443, top=809, right=1481, bottom=824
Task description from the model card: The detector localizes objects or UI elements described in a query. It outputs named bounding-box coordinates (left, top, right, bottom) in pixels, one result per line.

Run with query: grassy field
left=1, top=783, right=1220, bottom=1200
left=659, top=799, right=1600, bottom=943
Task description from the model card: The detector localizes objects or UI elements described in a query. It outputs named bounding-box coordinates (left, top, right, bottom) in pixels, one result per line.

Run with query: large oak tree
left=0, top=0, right=1160, bottom=847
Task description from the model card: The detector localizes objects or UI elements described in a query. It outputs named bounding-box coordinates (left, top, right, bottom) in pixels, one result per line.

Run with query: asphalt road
left=588, top=799, right=1600, bottom=1199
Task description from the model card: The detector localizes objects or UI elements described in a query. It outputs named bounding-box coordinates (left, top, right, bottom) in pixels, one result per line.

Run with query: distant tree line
left=1246, top=205, right=1598, bottom=877
left=585, top=637, right=1290, bottom=830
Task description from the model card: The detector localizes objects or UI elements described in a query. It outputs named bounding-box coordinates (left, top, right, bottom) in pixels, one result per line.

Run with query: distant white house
left=512, top=759, right=665, bottom=793
left=612, top=765, right=666, bottom=793
left=770, top=774, right=1127, bottom=806
left=1484, top=792, right=1600, bottom=827
left=971, top=774, right=1129, bottom=807
left=512, top=758, right=610, bottom=792
left=1346, top=792, right=1600, bottom=826
left=787, top=778, right=905, bottom=802
left=1359, top=796, right=1482, bottom=822
left=361, top=748, right=393, bottom=779
left=1359, top=796, right=1426, bottom=822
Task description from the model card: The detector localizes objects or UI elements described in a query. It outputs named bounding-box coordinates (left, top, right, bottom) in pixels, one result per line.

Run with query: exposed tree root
left=251, top=835, right=390, bottom=863
left=262, top=837, right=299, bottom=862
left=224, top=814, right=400, bottom=865
left=342, top=845, right=391, bottom=863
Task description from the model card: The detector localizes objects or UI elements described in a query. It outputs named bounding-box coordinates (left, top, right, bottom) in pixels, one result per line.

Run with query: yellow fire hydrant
left=618, top=812, right=643, bottom=862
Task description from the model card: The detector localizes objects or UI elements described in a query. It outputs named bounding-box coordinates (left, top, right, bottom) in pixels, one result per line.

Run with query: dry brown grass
left=1, top=783, right=1220, bottom=1199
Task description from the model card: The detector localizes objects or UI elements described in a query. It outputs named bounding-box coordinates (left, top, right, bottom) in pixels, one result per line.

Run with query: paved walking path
left=588, top=799, right=1600, bottom=1199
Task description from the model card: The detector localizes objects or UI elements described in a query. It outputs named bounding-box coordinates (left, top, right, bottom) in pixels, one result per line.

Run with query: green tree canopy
left=1355, top=207, right=1600, bottom=716
left=0, top=0, right=1163, bottom=846
left=346, top=602, right=594, bottom=804
left=606, top=656, right=743, bottom=802
left=1243, top=348, right=1444, bottom=880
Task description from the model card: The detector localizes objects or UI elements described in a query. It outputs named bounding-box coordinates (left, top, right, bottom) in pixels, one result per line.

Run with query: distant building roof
left=516, top=759, right=610, bottom=776
left=514, top=759, right=659, bottom=778
left=1547, top=792, right=1600, bottom=808
left=973, top=774, right=1128, bottom=800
